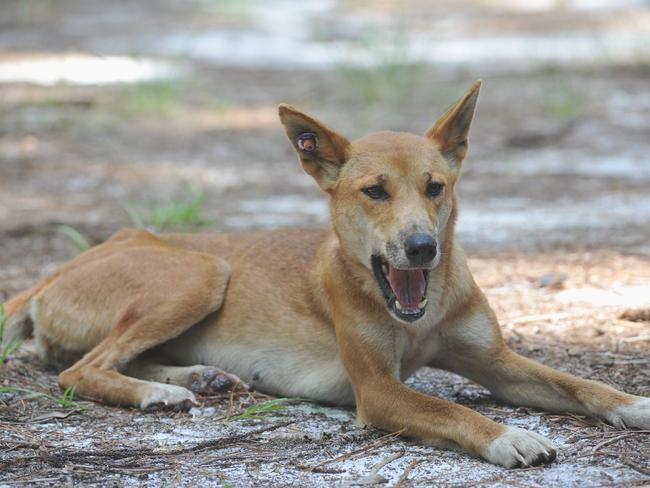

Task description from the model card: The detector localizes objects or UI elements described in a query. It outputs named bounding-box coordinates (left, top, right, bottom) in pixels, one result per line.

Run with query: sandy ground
left=2, top=251, right=650, bottom=487
left=1, top=0, right=650, bottom=486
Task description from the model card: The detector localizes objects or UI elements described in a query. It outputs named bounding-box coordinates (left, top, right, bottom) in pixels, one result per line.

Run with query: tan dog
left=3, top=81, right=649, bottom=468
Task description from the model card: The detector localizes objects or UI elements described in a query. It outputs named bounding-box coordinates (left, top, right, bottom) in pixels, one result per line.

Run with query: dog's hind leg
left=123, top=358, right=247, bottom=395
left=61, top=364, right=198, bottom=410
left=57, top=281, right=228, bottom=409
left=27, top=234, right=232, bottom=409
left=56, top=309, right=228, bottom=409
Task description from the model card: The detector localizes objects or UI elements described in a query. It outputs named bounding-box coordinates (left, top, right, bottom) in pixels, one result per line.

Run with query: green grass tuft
left=337, top=30, right=423, bottom=104
left=0, top=304, right=24, bottom=363
left=543, top=86, right=586, bottom=120
left=340, top=62, right=422, bottom=105
left=201, top=0, right=258, bottom=20
left=124, top=191, right=212, bottom=232
left=0, top=385, right=79, bottom=408
left=57, top=225, right=91, bottom=253
left=232, top=398, right=291, bottom=420
left=123, top=80, right=185, bottom=116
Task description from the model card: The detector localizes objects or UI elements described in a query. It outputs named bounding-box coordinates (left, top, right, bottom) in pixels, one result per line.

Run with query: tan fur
left=4, top=81, right=649, bottom=467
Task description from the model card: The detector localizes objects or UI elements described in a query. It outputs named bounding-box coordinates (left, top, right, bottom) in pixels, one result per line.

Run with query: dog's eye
left=362, top=185, right=389, bottom=200
left=426, top=181, right=445, bottom=198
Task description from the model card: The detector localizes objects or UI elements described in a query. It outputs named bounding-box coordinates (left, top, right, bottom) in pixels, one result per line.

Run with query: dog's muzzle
left=371, top=255, right=430, bottom=323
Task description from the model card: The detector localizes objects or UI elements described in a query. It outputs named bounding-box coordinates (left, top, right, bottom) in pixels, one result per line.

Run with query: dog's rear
left=2, top=288, right=37, bottom=349
left=2, top=268, right=70, bottom=351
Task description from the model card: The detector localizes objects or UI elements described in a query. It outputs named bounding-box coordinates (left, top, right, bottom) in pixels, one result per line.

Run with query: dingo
left=4, top=81, right=649, bottom=467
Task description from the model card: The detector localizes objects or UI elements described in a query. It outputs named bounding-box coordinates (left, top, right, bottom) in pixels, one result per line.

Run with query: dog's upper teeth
left=395, top=300, right=403, bottom=310
left=418, top=298, right=428, bottom=309
left=382, top=264, right=388, bottom=275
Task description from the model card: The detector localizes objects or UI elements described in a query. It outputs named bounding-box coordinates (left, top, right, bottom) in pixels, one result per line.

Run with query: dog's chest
left=397, top=281, right=452, bottom=377
left=398, top=317, right=444, bottom=379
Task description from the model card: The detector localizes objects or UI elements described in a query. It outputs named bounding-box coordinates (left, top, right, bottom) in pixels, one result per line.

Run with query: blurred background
left=1, top=0, right=649, bottom=322
left=2, top=3, right=650, bottom=485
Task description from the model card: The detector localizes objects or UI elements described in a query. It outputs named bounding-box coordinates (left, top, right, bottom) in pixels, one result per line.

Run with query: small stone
left=536, top=272, right=567, bottom=289
left=620, top=308, right=650, bottom=322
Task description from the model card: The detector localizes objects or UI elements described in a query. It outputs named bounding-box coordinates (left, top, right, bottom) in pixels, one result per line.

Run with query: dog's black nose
left=405, top=233, right=437, bottom=266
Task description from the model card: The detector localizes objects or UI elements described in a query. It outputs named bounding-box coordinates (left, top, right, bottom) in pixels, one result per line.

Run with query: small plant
left=124, top=191, right=211, bottom=232
left=0, top=304, right=23, bottom=363
left=543, top=85, right=585, bottom=120
left=123, top=80, right=185, bottom=116
left=0, top=385, right=79, bottom=408
left=201, top=0, right=258, bottom=20
left=57, top=225, right=91, bottom=253
left=57, top=385, right=78, bottom=408
left=340, top=62, right=422, bottom=105
left=232, top=398, right=291, bottom=420
left=337, top=29, right=423, bottom=104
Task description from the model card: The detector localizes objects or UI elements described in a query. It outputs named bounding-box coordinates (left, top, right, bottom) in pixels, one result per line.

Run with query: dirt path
left=2, top=251, right=649, bottom=487
left=2, top=344, right=650, bottom=487
left=1, top=1, right=649, bottom=486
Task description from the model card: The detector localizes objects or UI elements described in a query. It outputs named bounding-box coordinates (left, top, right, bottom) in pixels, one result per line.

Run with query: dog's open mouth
left=371, top=255, right=430, bottom=322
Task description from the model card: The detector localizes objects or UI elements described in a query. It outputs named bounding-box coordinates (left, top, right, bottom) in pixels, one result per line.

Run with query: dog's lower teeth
left=395, top=301, right=403, bottom=310
left=418, top=299, right=428, bottom=309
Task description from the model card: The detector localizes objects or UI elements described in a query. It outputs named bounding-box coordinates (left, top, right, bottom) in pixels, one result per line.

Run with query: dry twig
left=306, top=430, right=405, bottom=472
left=30, top=420, right=294, bottom=467
left=394, top=459, right=424, bottom=487
left=353, top=449, right=405, bottom=485
left=591, top=433, right=632, bottom=454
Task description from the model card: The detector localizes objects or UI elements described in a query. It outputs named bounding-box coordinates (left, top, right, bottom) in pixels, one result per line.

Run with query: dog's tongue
left=387, top=266, right=426, bottom=309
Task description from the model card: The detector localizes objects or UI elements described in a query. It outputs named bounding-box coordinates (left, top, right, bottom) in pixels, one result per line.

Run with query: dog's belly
left=162, top=314, right=355, bottom=406
left=202, top=342, right=354, bottom=405
left=162, top=298, right=445, bottom=405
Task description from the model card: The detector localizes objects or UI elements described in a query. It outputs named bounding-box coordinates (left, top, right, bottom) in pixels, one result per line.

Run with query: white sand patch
left=0, top=54, right=176, bottom=86
left=457, top=193, right=650, bottom=244
left=142, top=0, right=650, bottom=71
left=556, top=286, right=650, bottom=307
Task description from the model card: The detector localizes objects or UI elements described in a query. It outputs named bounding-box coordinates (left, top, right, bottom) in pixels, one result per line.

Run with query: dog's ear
left=278, top=104, right=350, bottom=191
left=425, top=80, right=481, bottom=172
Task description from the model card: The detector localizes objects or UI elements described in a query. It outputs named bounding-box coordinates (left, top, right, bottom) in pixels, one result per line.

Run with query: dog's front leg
left=432, top=301, right=650, bottom=430
left=335, top=321, right=556, bottom=468
left=487, top=348, right=650, bottom=430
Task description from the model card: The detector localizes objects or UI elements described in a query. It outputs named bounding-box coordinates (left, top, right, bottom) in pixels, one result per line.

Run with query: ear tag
left=297, top=133, right=318, bottom=152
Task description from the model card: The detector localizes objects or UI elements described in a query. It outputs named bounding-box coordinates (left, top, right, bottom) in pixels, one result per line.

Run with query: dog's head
left=279, top=81, right=481, bottom=324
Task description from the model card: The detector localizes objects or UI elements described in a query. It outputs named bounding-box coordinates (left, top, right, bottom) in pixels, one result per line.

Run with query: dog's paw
left=188, top=366, right=248, bottom=394
left=141, top=384, right=197, bottom=411
left=605, top=396, right=650, bottom=429
left=483, top=427, right=557, bottom=468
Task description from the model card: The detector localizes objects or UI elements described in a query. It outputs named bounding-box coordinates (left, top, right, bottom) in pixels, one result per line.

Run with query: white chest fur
left=397, top=322, right=444, bottom=380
